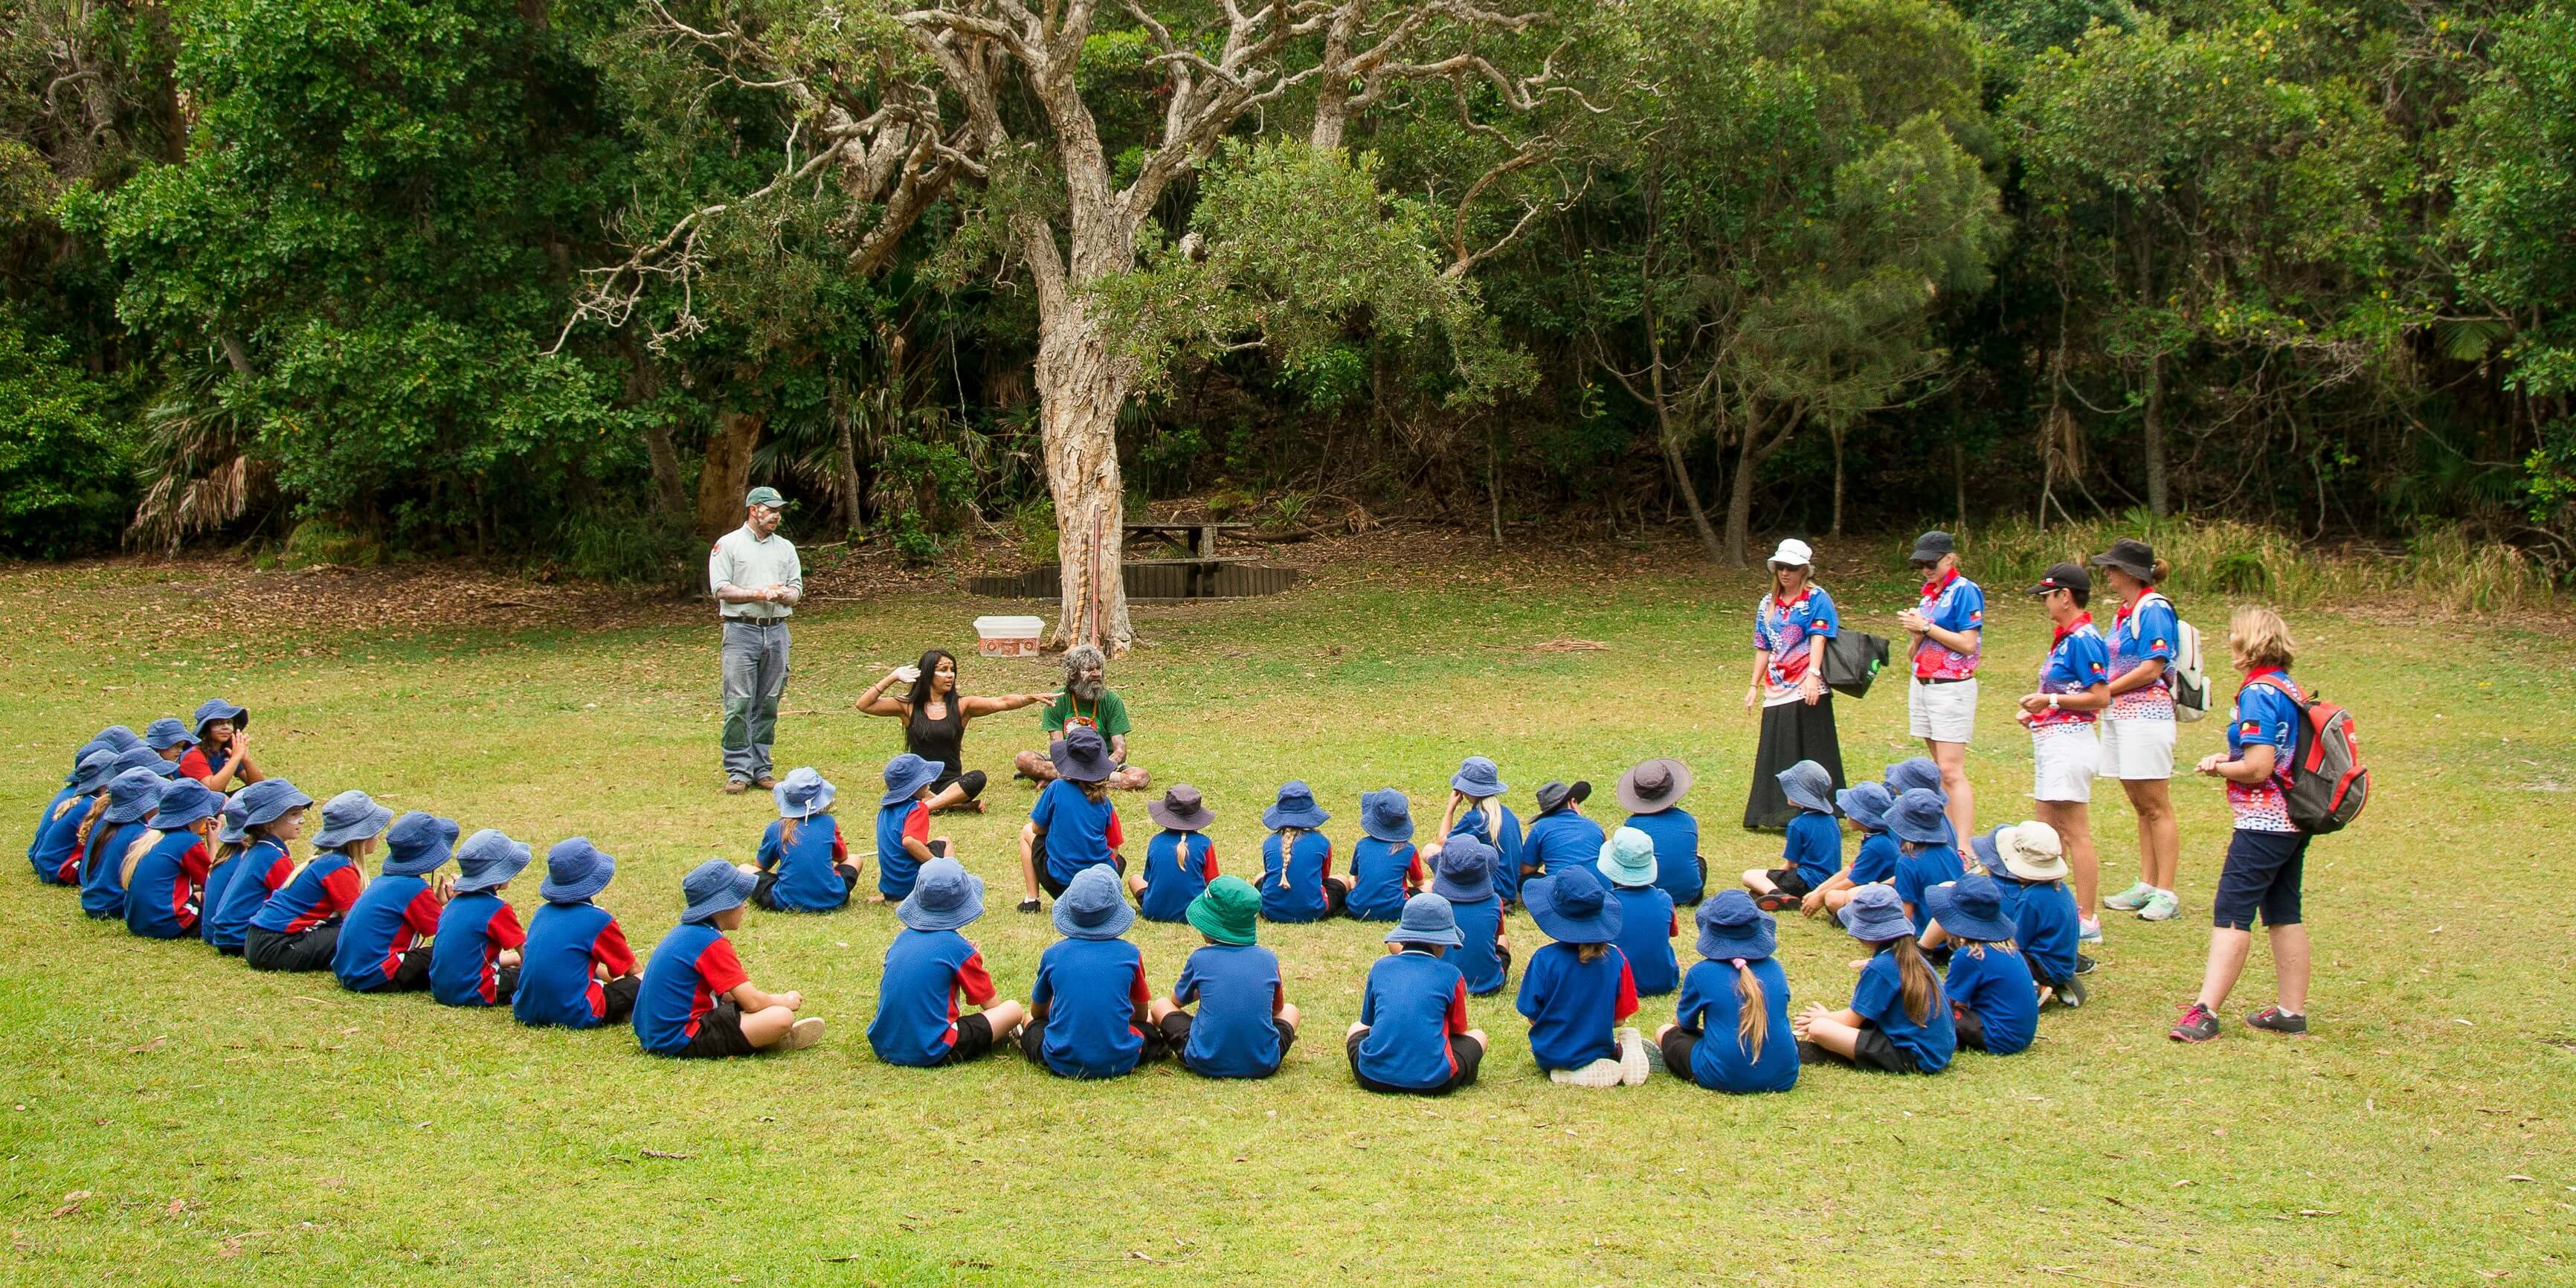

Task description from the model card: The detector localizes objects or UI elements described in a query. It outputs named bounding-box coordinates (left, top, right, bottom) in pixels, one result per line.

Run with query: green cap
left=744, top=486, right=787, bottom=509
left=1185, top=875, right=1260, bottom=946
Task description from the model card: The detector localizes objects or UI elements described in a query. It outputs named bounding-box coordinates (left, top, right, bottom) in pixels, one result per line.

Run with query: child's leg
left=2270, top=923, right=2311, bottom=1014
left=1741, top=867, right=1777, bottom=895
left=979, top=999, right=1027, bottom=1038
left=1147, top=996, right=1179, bottom=1024
left=1017, top=827, right=1043, bottom=905
left=1820, top=885, right=1858, bottom=912
left=739, top=1003, right=799, bottom=1049
left=1124, top=867, right=1147, bottom=897
left=1275, top=1000, right=1302, bottom=1028
left=1800, top=1014, right=1863, bottom=1062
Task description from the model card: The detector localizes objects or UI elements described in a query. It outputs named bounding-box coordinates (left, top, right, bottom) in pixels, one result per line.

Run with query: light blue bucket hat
left=1386, top=892, right=1464, bottom=947
left=312, top=790, right=395, bottom=850
left=898, top=856, right=986, bottom=933
left=1051, top=863, right=1135, bottom=940
left=1597, top=825, right=1659, bottom=888
left=774, top=767, right=836, bottom=819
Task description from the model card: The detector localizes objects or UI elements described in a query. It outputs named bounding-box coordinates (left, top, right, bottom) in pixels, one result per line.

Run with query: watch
left=2047, top=693, right=2061, bottom=710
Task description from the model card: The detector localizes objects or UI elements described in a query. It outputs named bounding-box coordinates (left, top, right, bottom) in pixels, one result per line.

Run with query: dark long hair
left=904, top=648, right=958, bottom=712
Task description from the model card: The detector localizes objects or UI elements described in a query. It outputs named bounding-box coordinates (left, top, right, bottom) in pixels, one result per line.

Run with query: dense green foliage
left=1, top=0, right=2570, bottom=570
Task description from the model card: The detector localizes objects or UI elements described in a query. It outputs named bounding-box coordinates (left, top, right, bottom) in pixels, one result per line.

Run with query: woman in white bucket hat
left=1743, top=538, right=1846, bottom=830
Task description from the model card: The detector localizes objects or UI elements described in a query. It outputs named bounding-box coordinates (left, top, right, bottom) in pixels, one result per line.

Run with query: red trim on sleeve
left=402, top=888, right=444, bottom=936
left=695, top=936, right=750, bottom=997
left=904, top=802, right=931, bottom=846
left=1318, top=839, right=1335, bottom=886
left=1444, top=978, right=1472, bottom=1035
left=1667, top=911, right=1681, bottom=937
left=1105, top=809, right=1124, bottom=850
left=1199, top=837, right=1220, bottom=881
left=486, top=903, right=526, bottom=949
left=1405, top=846, right=1426, bottom=890
left=956, top=948, right=997, bottom=1006
left=321, top=864, right=364, bottom=915
left=1614, top=960, right=1640, bottom=1021
left=831, top=823, right=850, bottom=863
left=591, top=919, right=637, bottom=976
left=176, top=748, right=213, bottom=782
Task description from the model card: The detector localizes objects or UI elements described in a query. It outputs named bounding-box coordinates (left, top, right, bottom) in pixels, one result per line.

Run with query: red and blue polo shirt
left=1171, top=943, right=1288, bottom=1078
left=1344, top=837, right=1423, bottom=921
left=2228, top=670, right=2305, bottom=833
left=123, top=830, right=210, bottom=939
left=430, top=892, right=526, bottom=1006
left=331, top=873, right=444, bottom=991
left=756, top=814, right=851, bottom=912
left=1258, top=830, right=1338, bottom=922
left=1028, top=780, right=1124, bottom=888
left=248, top=851, right=363, bottom=935
left=1754, top=587, right=1841, bottom=694
left=174, top=744, right=232, bottom=785
left=867, top=927, right=1001, bottom=1067
left=873, top=799, right=933, bottom=901
left=207, top=837, right=294, bottom=951
left=1028, top=936, right=1153, bottom=1078
left=31, top=793, right=94, bottom=886
left=1137, top=830, right=1220, bottom=922
left=2028, top=614, right=2110, bottom=731
left=1356, top=950, right=1475, bottom=1089
left=636, top=921, right=753, bottom=1055
left=2108, top=593, right=2182, bottom=720
left=1515, top=941, right=1640, bottom=1071
left=513, top=901, right=638, bottom=1029
left=1912, top=567, right=1986, bottom=679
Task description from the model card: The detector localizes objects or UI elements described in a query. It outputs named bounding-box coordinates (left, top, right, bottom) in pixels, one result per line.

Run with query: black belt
left=1914, top=674, right=1974, bottom=685
left=723, top=617, right=788, bottom=628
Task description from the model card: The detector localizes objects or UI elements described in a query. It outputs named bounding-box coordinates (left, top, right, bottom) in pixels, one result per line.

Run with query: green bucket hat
left=1185, top=875, right=1260, bottom=947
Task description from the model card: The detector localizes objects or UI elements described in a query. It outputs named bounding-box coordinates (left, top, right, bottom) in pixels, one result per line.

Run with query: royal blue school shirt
left=868, top=927, right=999, bottom=1067
left=1029, top=936, right=1153, bottom=1078
left=1781, top=810, right=1844, bottom=888
left=1608, top=885, right=1681, bottom=996
left=1674, top=957, right=1799, bottom=1094
left=1136, top=830, right=1219, bottom=922
left=1522, top=811, right=1606, bottom=880
left=1345, top=837, right=1423, bottom=921
left=1028, top=780, right=1124, bottom=887
left=1848, top=830, right=1899, bottom=886
left=2228, top=670, right=2305, bottom=833
left=31, top=793, right=93, bottom=886
left=207, top=838, right=292, bottom=951
left=1258, top=831, right=1337, bottom=922
left=514, top=901, right=638, bottom=1029
left=1450, top=806, right=1524, bottom=904
left=124, top=830, right=210, bottom=939
left=2006, top=876, right=2079, bottom=983
left=1851, top=947, right=1955, bottom=1072
left=1356, top=951, right=1474, bottom=1090
left=80, top=820, right=146, bottom=920
left=250, top=851, right=362, bottom=934
left=636, top=921, right=753, bottom=1055
left=1449, top=895, right=1509, bottom=995
left=874, top=800, right=931, bottom=901
left=199, top=851, right=240, bottom=944
left=1173, top=944, right=1287, bottom=1078
left=1516, top=942, right=1640, bottom=1071
left=1942, top=942, right=2037, bottom=1055
left=332, top=873, right=445, bottom=991
left=756, top=814, right=850, bottom=911
left=1623, top=808, right=1703, bottom=904
left=1894, top=843, right=1965, bottom=935
left=28, top=785, right=77, bottom=872
left=431, top=892, right=526, bottom=1005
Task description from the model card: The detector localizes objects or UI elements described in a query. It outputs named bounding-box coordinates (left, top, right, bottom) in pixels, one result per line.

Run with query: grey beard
left=1069, top=677, right=1106, bottom=701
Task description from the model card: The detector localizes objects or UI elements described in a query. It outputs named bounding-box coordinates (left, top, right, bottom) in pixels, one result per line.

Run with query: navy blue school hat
left=880, top=753, right=941, bottom=807
left=1261, top=781, right=1330, bottom=830
left=1883, top=757, right=1943, bottom=799
left=1051, top=863, right=1134, bottom=940
left=1888, top=788, right=1954, bottom=846
left=191, top=698, right=249, bottom=738
left=1451, top=756, right=1507, bottom=798
left=1837, top=882, right=1915, bottom=943
left=112, top=745, right=178, bottom=780
left=1386, top=892, right=1464, bottom=947
left=1430, top=836, right=1496, bottom=904
left=680, top=859, right=759, bottom=925
left=1359, top=789, right=1414, bottom=843
left=1052, top=726, right=1118, bottom=784
left=1522, top=866, right=1624, bottom=946
left=216, top=799, right=252, bottom=847
left=69, top=749, right=121, bottom=796
left=382, top=811, right=461, bottom=877
left=312, top=790, right=394, bottom=849
left=898, top=856, right=986, bottom=933
left=1775, top=760, right=1836, bottom=815
left=452, top=828, right=533, bottom=894
left=1925, top=872, right=2016, bottom=943
left=94, top=724, right=144, bottom=753
left=238, top=777, right=314, bottom=828
left=66, top=736, right=113, bottom=779
left=541, top=837, right=616, bottom=904
left=1835, top=782, right=1893, bottom=832
left=144, top=718, right=196, bottom=752
left=101, top=768, right=169, bottom=825
left=1695, top=890, right=1778, bottom=963
left=147, top=779, right=224, bottom=831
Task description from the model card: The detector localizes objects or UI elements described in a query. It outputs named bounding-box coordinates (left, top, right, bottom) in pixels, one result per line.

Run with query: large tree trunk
left=2142, top=348, right=2169, bottom=518
left=1034, top=309, right=1136, bottom=652
left=829, top=370, right=863, bottom=538
left=694, top=410, right=763, bottom=541
left=1722, top=406, right=1770, bottom=567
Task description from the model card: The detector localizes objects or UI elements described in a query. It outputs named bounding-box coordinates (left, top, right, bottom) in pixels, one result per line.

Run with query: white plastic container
left=973, top=615, right=1046, bottom=659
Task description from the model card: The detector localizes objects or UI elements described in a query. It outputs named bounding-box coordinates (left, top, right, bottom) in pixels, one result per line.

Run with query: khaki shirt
left=708, top=525, right=802, bottom=620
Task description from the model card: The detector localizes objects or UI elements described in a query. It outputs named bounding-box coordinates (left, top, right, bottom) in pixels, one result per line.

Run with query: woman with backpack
left=2171, top=607, right=2311, bottom=1044
left=2092, top=539, right=2186, bottom=923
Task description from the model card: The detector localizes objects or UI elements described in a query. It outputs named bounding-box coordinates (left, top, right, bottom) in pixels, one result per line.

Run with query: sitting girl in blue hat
left=1598, top=828, right=1681, bottom=996
left=122, top=780, right=225, bottom=939
left=1799, top=782, right=1902, bottom=921
left=1884, top=788, right=1964, bottom=935
left=1150, top=877, right=1301, bottom=1079
left=1430, top=837, right=1510, bottom=996
left=1348, top=893, right=1487, bottom=1095
left=177, top=699, right=262, bottom=791
left=1257, top=781, right=1353, bottom=923
left=1517, top=868, right=1648, bottom=1087
left=1742, top=760, right=1842, bottom=912
left=432, top=830, right=533, bottom=1007
left=1657, top=892, right=1799, bottom=1094
left=33, top=749, right=119, bottom=888
left=873, top=754, right=951, bottom=904
left=1017, top=727, right=1124, bottom=914
left=638, top=860, right=824, bottom=1057
left=1345, top=789, right=1425, bottom=921
left=1130, top=785, right=1219, bottom=922
left=1922, top=872, right=2038, bottom=1055
left=28, top=740, right=107, bottom=882
left=205, top=779, right=312, bottom=956
left=1021, top=865, right=1164, bottom=1078
left=869, top=856, right=1025, bottom=1067
left=756, top=768, right=861, bottom=912
left=197, top=799, right=251, bottom=945
left=81, top=764, right=170, bottom=921
left=245, top=790, right=387, bottom=972
left=1794, top=883, right=1954, bottom=1075
left=515, top=837, right=642, bottom=1029
left=332, top=811, right=460, bottom=994
left=1440, top=756, right=1525, bottom=907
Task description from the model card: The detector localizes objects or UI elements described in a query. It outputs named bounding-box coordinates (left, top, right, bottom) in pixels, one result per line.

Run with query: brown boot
left=724, top=778, right=749, bottom=795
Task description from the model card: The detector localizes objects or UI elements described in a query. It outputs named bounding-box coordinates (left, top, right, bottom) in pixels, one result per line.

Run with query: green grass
left=2, top=551, right=2572, bottom=1287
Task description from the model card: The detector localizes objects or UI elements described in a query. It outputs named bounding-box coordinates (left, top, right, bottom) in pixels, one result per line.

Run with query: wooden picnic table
left=1122, top=520, right=1254, bottom=560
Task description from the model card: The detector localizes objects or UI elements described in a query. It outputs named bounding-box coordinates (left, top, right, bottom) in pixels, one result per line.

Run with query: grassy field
left=1, top=544, right=2571, bottom=1287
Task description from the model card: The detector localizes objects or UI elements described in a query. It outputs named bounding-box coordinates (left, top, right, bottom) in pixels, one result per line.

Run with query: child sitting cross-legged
left=756, top=767, right=861, bottom=912
left=1656, top=892, right=1799, bottom=1094
left=1887, top=788, right=1965, bottom=936
left=120, top=780, right=224, bottom=939
left=1017, top=727, right=1124, bottom=913
left=331, top=811, right=459, bottom=994
left=1342, top=790, right=1425, bottom=922
left=1149, top=877, right=1300, bottom=1079
left=1517, top=867, right=1648, bottom=1088
left=80, top=761, right=173, bottom=921
left=1347, top=893, right=1487, bottom=1095
left=636, top=860, right=824, bottom=1057
left=868, top=856, right=1025, bottom=1067
left=1257, top=781, right=1353, bottom=923
left=245, top=790, right=387, bottom=972
left=1974, top=821, right=2087, bottom=1007
left=31, top=747, right=117, bottom=888
left=1793, top=883, right=1955, bottom=1075
left=873, top=754, right=948, bottom=904
left=514, top=837, right=641, bottom=1030
left=1020, top=864, right=1165, bottom=1078
left=1744, top=761, right=1842, bottom=912
left=1429, top=837, right=1510, bottom=996
left=1922, top=872, right=2039, bottom=1055
left=1800, top=782, right=1900, bottom=920
left=1597, top=827, right=1680, bottom=997
left=1129, top=785, right=1219, bottom=923
left=431, top=830, right=534, bottom=1008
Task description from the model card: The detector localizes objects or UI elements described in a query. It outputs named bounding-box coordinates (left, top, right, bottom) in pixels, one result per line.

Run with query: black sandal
left=1016, top=898, right=1041, bottom=914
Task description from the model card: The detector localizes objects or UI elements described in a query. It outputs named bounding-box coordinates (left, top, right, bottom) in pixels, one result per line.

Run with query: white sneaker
left=2137, top=890, right=2180, bottom=921
left=1616, top=1028, right=1651, bottom=1086
left=781, top=1017, right=826, bottom=1052
left=1549, top=1057, right=1625, bottom=1088
left=2102, top=881, right=2155, bottom=912
left=2078, top=915, right=2105, bottom=944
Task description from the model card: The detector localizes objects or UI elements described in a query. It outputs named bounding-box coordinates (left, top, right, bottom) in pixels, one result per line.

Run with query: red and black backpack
left=2253, top=676, right=2369, bottom=834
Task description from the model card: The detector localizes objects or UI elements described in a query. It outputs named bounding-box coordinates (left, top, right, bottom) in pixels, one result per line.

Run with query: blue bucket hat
left=191, top=698, right=249, bottom=739
left=1597, top=825, right=1658, bottom=888
left=66, top=736, right=113, bottom=778
left=880, top=754, right=941, bottom=807
left=1051, top=726, right=1118, bottom=784
left=897, top=856, right=986, bottom=933
left=237, top=777, right=314, bottom=828
left=70, top=749, right=121, bottom=796
left=382, top=811, right=461, bottom=877
left=1883, top=757, right=1944, bottom=799
left=1835, top=781, right=1893, bottom=833
left=216, top=799, right=252, bottom=847
left=452, top=828, right=532, bottom=894
left=1450, top=756, right=1507, bottom=798
left=1776, top=759, right=1836, bottom=815
left=1262, top=781, right=1330, bottom=830
left=541, top=837, right=616, bottom=904
left=94, top=724, right=144, bottom=753
left=1925, top=872, right=2017, bottom=943
left=1888, top=788, right=1954, bottom=846
left=1386, top=892, right=1464, bottom=947
left=112, top=745, right=178, bottom=779
left=1358, top=789, right=1414, bottom=843
left=102, top=768, right=170, bottom=825
left=1522, top=866, right=1624, bottom=945
left=1695, top=890, right=1779, bottom=962
left=312, top=790, right=395, bottom=850
left=1051, top=863, right=1135, bottom=940
left=147, top=779, right=224, bottom=831
left=773, top=767, right=836, bottom=818
left=1837, top=882, right=1916, bottom=943
left=680, top=859, right=759, bottom=924
left=144, top=717, right=196, bottom=752
left=1430, top=835, right=1495, bottom=904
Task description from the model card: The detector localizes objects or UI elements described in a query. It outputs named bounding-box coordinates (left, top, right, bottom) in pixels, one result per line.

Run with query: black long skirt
left=1743, top=695, right=1846, bottom=830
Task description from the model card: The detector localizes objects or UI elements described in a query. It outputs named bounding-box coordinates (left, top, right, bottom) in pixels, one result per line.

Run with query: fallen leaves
left=640, top=1149, right=694, bottom=1161
left=50, top=1191, right=91, bottom=1219
left=1531, top=638, right=1610, bottom=652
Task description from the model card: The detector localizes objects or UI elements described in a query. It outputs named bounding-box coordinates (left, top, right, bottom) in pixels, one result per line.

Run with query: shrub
left=557, top=506, right=702, bottom=590
left=0, top=309, right=132, bottom=558
left=1967, top=511, right=2556, bottom=614
left=279, top=518, right=383, bottom=567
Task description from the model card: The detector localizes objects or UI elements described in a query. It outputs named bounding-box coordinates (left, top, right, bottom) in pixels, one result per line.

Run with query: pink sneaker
left=2168, top=1002, right=2220, bottom=1043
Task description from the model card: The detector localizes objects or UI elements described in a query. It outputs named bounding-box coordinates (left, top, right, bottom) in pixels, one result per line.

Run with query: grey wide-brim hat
left=1776, top=760, right=1836, bottom=815
left=898, top=856, right=986, bottom=933
left=2090, top=537, right=2159, bottom=583
left=1615, top=758, right=1693, bottom=814
left=312, top=790, right=396, bottom=850
left=453, top=828, right=535, bottom=894
left=1386, top=892, right=1464, bottom=947
left=681, top=859, right=759, bottom=924
left=1534, top=779, right=1592, bottom=815
left=1146, top=785, right=1214, bottom=832
left=1052, top=863, right=1135, bottom=940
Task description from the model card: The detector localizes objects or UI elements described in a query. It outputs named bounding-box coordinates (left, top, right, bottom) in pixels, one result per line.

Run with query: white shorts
left=2032, top=726, right=2099, bottom=802
left=1907, top=677, right=1978, bottom=744
left=2099, top=717, right=2177, bottom=781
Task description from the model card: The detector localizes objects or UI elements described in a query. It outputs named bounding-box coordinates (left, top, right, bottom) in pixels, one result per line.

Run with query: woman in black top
left=855, top=649, right=1052, bottom=813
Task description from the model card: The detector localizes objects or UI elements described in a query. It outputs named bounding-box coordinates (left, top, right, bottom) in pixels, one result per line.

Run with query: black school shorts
left=1799, top=1022, right=1923, bottom=1074
left=938, top=1011, right=998, bottom=1066
left=1038, top=854, right=1125, bottom=900
left=674, top=1000, right=760, bottom=1058
left=1158, top=1011, right=1297, bottom=1077
left=1346, top=1028, right=1483, bottom=1095
left=1762, top=867, right=1815, bottom=898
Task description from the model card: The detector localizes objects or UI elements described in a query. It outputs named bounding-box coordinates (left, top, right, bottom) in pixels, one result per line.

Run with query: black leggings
left=935, top=770, right=988, bottom=803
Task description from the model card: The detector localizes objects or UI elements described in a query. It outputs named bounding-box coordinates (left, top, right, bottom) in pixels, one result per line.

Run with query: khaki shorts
left=2098, top=717, right=2176, bottom=781
left=1907, top=677, right=1978, bottom=743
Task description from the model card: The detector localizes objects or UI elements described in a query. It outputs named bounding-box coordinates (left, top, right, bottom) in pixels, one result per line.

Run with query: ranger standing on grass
left=711, top=487, right=802, bottom=795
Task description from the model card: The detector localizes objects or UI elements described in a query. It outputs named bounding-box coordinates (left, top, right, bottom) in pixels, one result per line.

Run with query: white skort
left=1907, top=677, right=1978, bottom=744
left=2098, top=715, right=2176, bottom=781
left=2032, top=724, right=2098, bottom=802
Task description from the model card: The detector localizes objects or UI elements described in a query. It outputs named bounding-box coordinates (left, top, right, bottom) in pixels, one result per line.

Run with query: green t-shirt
left=1043, top=690, right=1132, bottom=740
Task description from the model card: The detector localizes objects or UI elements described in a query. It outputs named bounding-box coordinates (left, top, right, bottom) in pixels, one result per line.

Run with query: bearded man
left=1013, top=645, right=1148, bottom=790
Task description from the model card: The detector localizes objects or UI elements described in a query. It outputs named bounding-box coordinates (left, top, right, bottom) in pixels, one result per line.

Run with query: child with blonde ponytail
left=1657, top=891, right=1798, bottom=1093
